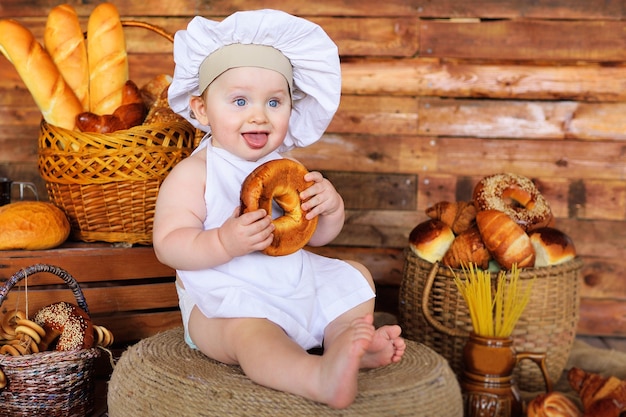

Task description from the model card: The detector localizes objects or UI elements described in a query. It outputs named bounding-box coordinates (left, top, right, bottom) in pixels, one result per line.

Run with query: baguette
left=0, top=19, right=82, bottom=130
left=87, top=2, right=128, bottom=115
left=44, top=4, right=90, bottom=111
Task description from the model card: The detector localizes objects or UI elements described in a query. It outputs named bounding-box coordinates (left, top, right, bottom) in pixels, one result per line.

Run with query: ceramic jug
left=461, top=332, right=552, bottom=417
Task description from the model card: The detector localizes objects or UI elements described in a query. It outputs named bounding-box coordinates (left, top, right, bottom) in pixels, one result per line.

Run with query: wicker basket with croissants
left=409, top=172, right=576, bottom=271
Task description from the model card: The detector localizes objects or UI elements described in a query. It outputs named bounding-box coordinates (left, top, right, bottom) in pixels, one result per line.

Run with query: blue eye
left=235, top=98, right=246, bottom=106
left=268, top=99, right=278, bottom=108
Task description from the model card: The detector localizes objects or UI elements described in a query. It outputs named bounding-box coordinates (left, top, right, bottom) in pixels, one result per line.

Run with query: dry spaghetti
left=453, top=263, right=532, bottom=337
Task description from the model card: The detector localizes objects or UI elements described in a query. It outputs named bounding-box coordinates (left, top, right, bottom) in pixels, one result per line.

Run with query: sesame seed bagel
left=473, top=173, right=553, bottom=232
left=34, top=301, right=94, bottom=351
left=240, top=159, right=318, bottom=256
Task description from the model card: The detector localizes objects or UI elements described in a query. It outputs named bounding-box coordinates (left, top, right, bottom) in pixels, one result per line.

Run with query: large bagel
left=473, top=173, right=553, bottom=231
left=240, top=159, right=318, bottom=256
left=34, top=301, right=94, bottom=351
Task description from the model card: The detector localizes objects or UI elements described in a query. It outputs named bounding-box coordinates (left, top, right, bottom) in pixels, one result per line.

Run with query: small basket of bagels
left=0, top=264, right=113, bottom=417
left=1, top=4, right=197, bottom=245
left=399, top=172, right=584, bottom=392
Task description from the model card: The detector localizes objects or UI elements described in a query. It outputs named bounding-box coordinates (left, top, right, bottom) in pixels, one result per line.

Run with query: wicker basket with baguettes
left=0, top=4, right=197, bottom=245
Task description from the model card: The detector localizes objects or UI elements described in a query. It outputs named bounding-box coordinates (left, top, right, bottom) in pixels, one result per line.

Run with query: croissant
left=527, top=391, right=582, bottom=417
left=442, top=226, right=491, bottom=269
left=425, top=200, right=477, bottom=235
left=568, top=367, right=626, bottom=417
left=475, top=209, right=535, bottom=270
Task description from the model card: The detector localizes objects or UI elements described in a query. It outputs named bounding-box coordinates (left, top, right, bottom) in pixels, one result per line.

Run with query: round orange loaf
left=240, top=159, right=318, bottom=256
left=0, top=201, right=70, bottom=250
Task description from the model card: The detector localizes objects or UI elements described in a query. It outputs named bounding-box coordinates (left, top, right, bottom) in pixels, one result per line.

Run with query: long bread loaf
left=44, top=4, right=90, bottom=111
left=87, top=2, right=128, bottom=115
left=0, top=19, right=82, bottom=130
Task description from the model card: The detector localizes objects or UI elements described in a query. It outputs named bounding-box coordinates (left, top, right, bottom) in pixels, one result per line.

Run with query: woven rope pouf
left=107, top=327, right=462, bottom=416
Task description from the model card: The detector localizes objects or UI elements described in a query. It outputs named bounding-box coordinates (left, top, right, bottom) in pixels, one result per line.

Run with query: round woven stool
left=107, top=327, right=462, bottom=416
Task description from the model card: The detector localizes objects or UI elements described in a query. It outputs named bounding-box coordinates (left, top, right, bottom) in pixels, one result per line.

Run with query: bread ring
left=1, top=311, right=26, bottom=336
left=14, top=325, right=41, bottom=344
left=473, top=173, right=553, bottom=231
left=94, top=324, right=114, bottom=347
left=0, top=369, right=6, bottom=389
left=240, top=159, right=318, bottom=256
left=101, top=326, right=113, bottom=347
left=12, top=344, right=28, bottom=355
left=1, top=344, right=21, bottom=356
left=16, top=319, right=46, bottom=338
left=94, top=324, right=104, bottom=345
left=0, top=330, right=16, bottom=341
left=34, top=301, right=94, bottom=351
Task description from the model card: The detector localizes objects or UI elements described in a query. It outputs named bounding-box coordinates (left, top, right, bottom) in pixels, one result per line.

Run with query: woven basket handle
left=421, top=262, right=468, bottom=337
left=0, top=264, right=90, bottom=316
left=121, top=20, right=174, bottom=42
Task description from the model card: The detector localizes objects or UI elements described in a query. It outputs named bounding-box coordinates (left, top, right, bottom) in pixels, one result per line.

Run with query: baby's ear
left=189, top=95, right=209, bottom=125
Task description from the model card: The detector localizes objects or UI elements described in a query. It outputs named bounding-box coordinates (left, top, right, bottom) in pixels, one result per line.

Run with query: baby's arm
left=300, top=170, right=345, bottom=247
left=152, top=154, right=274, bottom=271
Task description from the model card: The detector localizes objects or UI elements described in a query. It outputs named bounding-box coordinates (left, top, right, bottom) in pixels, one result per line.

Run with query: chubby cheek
left=270, top=113, right=291, bottom=145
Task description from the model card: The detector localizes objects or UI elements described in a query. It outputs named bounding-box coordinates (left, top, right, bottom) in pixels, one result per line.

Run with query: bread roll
left=76, top=80, right=147, bottom=133
left=0, top=19, right=83, bottom=130
left=140, top=73, right=172, bottom=108
left=527, top=392, right=582, bottom=417
left=0, top=201, right=70, bottom=250
left=442, top=226, right=491, bottom=269
left=76, top=112, right=126, bottom=133
left=143, top=83, right=192, bottom=125
left=44, top=4, right=90, bottom=111
left=475, top=209, right=535, bottom=270
left=87, top=2, right=128, bottom=115
left=529, top=227, right=576, bottom=267
left=408, top=219, right=455, bottom=263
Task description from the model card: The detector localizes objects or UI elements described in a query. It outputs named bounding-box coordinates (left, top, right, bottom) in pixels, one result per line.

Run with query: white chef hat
left=168, top=9, right=341, bottom=151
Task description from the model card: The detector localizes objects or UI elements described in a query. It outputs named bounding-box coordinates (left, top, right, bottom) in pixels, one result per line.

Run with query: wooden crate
left=0, top=243, right=180, bottom=347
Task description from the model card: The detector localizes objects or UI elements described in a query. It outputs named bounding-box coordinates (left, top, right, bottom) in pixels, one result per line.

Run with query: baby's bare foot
left=316, top=315, right=375, bottom=409
left=359, top=324, right=406, bottom=369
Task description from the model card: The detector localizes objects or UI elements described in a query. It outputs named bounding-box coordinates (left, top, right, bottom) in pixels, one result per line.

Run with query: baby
left=153, top=9, right=405, bottom=409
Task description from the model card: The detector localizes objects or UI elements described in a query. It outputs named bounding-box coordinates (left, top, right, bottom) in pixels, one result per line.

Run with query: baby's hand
left=218, top=207, right=274, bottom=258
left=300, top=171, right=342, bottom=220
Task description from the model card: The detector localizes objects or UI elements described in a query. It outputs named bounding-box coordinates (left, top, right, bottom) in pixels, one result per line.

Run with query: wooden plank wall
left=1, top=0, right=625, bottom=337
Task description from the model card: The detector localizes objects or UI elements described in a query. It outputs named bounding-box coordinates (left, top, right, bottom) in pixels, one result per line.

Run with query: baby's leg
left=187, top=306, right=370, bottom=409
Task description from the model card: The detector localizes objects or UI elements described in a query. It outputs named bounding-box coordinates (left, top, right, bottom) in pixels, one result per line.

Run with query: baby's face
left=198, top=66, right=292, bottom=161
